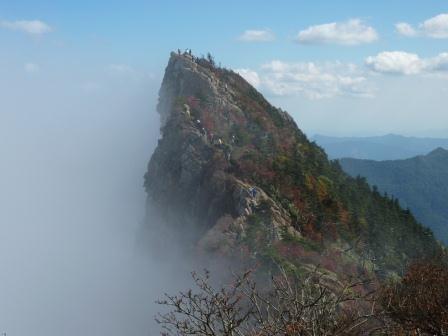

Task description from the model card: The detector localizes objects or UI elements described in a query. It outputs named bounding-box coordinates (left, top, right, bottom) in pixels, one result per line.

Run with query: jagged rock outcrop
left=145, top=53, right=291, bottom=252
left=144, top=52, right=441, bottom=276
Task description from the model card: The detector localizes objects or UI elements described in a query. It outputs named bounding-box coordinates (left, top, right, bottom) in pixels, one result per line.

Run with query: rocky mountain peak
left=143, top=51, right=440, bottom=277
left=146, top=51, right=297, bottom=251
left=157, top=52, right=221, bottom=127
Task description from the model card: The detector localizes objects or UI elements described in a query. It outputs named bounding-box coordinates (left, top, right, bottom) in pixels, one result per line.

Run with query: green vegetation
left=163, top=54, right=442, bottom=277
left=341, top=148, right=448, bottom=244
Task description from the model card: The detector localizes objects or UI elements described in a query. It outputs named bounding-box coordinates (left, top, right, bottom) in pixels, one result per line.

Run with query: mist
left=0, top=65, right=185, bottom=335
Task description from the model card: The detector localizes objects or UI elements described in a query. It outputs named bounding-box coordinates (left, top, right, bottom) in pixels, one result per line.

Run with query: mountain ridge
left=340, top=148, right=448, bottom=243
left=313, top=134, right=448, bottom=160
left=143, top=52, right=441, bottom=279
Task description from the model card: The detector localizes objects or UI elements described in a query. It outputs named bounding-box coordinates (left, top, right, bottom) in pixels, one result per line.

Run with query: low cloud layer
left=1, top=19, right=52, bottom=35
left=235, top=49, right=448, bottom=101
left=238, top=61, right=373, bottom=100
left=366, top=51, right=448, bottom=75
left=296, top=19, right=378, bottom=45
left=396, top=13, right=448, bottom=39
left=238, top=29, right=275, bottom=42
left=0, top=62, right=188, bottom=336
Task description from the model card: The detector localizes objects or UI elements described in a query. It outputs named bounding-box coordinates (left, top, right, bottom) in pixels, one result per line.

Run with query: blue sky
left=1, top=0, right=448, bottom=135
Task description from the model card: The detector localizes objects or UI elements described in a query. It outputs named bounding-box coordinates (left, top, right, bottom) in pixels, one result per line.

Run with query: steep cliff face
left=145, top=53, right=292, bottom=251
left=144, top=52, right=440, bottom=276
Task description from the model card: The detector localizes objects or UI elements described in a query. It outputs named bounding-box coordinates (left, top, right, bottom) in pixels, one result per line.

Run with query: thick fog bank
left=0, top=71, right=187, bottom=335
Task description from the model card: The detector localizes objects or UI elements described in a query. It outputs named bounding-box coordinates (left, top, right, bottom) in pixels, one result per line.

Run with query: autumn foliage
left=157, top=267, right=379, bottom=336
left=156, top=260, right=448, bottom=335
left=380, top=260, right=448, bottom=335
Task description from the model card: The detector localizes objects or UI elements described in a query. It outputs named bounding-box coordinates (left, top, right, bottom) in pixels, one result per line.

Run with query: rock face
left=145, top=53, right=291, bottom=252
left=144, top=52, right=441, bottom=275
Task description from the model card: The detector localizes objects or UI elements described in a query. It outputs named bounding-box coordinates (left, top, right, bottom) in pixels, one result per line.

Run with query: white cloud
left=296, top=19, right=378, bottom=45
left=365, top=51, right=448, bottom=75
left=24, top=62, right=40, bottom=73
left=248, top=60, right=373, bottom=99
left=365, top=51, right=424, bottom=75
left=420, top=13, right=448, bottom=38
left=426, top=53, right=448, bottom=72
left=238, top=29, right=275, bottom=42
left=395, top=22, right=417, bottom=37
left=1, top=20, right=52, bottom=35
left=235, top=68, right=261, bottom=87
left=396, top=13, right=448, bottom=38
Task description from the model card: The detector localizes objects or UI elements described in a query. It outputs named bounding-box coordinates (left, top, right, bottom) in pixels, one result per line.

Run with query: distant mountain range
left=340, top=148, right=448, bottom=243
left=313, top=134, right=448, bottom=160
